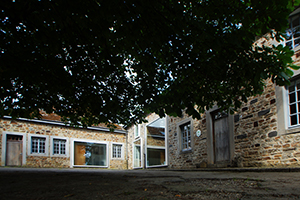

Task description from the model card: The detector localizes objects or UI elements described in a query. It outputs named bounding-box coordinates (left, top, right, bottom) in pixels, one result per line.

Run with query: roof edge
left=1, top=116, right=127, bottom=134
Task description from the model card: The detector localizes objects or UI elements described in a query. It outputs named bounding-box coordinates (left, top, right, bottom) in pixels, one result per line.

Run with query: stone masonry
left=167, top=78, right=300, bottom=169
left=0, top=118, right=127, bottom=169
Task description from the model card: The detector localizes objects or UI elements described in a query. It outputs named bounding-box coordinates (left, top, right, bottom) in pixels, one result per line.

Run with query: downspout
left=126, top=130, right=128, bottom=169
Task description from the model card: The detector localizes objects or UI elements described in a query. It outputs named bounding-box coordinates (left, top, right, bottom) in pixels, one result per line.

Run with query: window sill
left=111, top=157, right=124, bottom=160
left=180, top=149, right=192, bottom=154
left=285, top=126, right=300, bottom=135
left=73, top=165, right=108, bottom=168
left=51, top=154, right=69, bottom=158
left=28, top=153, right=48, bottom=156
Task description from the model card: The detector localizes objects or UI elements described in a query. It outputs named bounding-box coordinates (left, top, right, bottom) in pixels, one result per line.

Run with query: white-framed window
left=28, top=134, right=49, bottom=156
left=32, top=137, right=46, bottom=153
left=133, top=144, right=142, bottom=168
left=112, top=143, right=123, bottom=159
left=287, top=78, right=300, bottom=127
left=71, top=139, right=108, bottom=167
left=50, top=136, right=69, bottom=157
left=134, top=125, right=140, bottom=138
left=146, top=146, right=166, bottom=167
left=177, top=118, right=193, bottom=152
left=284, top=9, right=300, bottom=50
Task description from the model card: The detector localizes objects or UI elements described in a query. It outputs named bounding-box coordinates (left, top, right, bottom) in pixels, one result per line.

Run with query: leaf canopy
left=0, top=0, right=299, bottom=126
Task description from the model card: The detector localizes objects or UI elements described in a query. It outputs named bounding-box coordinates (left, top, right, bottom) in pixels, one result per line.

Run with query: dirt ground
left=1, top=168, right=300, bottom=200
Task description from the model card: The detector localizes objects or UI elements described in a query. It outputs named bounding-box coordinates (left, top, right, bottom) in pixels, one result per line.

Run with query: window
left=31, top=137, right=46, bottom=154
left=285, top=10, right=300, bottom=49
left=73, top=141, right=107, bottom=167
left=112, top=144, right=122, bottom=159
left=146, top=117, right=167, bottom=167
left=50, top=137, right=69, bottom=157
left=288, top=79, right=300, bottom=126
left=177, top=118, right=193, bottom=152
left=134, top=125, right=140, bottom=138
left=28, top=134, right=49, bottom=156
left=53, top=139, right=66, bottom=155
left=147, top=148, right=166, bottom=166
left=133, top=144, right=141, bottom=168
left=180, top=122, right=192, bottom=150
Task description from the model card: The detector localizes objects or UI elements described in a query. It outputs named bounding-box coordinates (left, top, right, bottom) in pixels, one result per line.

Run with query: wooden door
left=213, top=111, right=230, bottom=163
left=74, top=144, right=86, bottom=165
left=6, top=135, right=23, bottom=166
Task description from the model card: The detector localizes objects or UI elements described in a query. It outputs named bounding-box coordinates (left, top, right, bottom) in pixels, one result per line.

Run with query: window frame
left=50, top=136, right=69, bottom=157
left=111, top=142, right=124, bottom=159
left=286, top=78, right=300, bottom=128
left=134, top=124, right=140, bottom=139
left=28, top=134, right=49, bottom=156
left=176, top=118, right=193, bottom=153
left=70, top=138, right=109, bottom=168
left=284, top=12, right=300, bottom=51
left=133, top=143, right=142, bottom=169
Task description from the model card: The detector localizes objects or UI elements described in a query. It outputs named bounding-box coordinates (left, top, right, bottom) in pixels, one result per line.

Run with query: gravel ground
left=1, top=168, right=300, bottom=200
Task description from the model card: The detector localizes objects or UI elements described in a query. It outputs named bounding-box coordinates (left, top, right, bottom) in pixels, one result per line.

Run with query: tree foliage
left=0, top=0, right=299, bottom=126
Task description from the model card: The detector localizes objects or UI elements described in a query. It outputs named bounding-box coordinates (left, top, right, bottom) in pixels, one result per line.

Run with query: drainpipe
left=126, top=130, right=128, bottom=169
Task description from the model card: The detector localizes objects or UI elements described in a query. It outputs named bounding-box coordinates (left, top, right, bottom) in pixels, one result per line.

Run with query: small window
left=53, top=139, right=66, bottom=155
left=31, top=137, right=46, bottom=154
left=285, top=13, right=300, bottom=49
left=112, top=144, right=122, bottom=159
left=134, top=125, right=140, bottom=138
left=28, top=134, right=49, bottom=156
left=288, top=79, right=300, bottom=126
left=180, top=122, right=192, bottom=151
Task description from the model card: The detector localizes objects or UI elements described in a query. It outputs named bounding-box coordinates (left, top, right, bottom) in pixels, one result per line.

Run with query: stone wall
left=127, top=113, right=165, bottom=169
left=167, top=78, right=300, bottom=169
left=233, top=79, right=279, bottom=167
left=233, top=80, right=300, bottom=168
left=168, top=114, right=207, bottom=169
left=0, top=118, right=127, bottom=169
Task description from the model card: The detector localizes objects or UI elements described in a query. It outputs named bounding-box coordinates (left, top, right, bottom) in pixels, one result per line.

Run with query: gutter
left=1, top=116, right=127, bottom=134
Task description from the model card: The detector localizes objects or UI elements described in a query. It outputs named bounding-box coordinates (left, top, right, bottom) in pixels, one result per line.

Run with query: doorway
left=206, top=108, right=234, bottom=167
left=212, top=111, right=230, bottom=164
left=6, top=135, right=23, bottom=166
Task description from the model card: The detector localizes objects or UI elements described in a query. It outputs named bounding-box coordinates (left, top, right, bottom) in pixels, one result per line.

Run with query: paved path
left=1, top=167, right=300, bottom=199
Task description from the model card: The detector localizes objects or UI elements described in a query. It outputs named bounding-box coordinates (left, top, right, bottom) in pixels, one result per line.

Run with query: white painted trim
left=276, top=73, right=300, bottom=135
left=132, top=143, right=142, bottom=169
left=145, top=116, right=168, bottom=169
left=27, top=134, right=49, bottom=156
left=145, top=147, right=167, bottom=167
left=146, top=145, right=166, bottom=149
left=144, top=121, right=148, bottom=168
left=1, top=131, right=27, bottom=166
left=134, top=124, right=140, bottom=139
left=70, top=138, right=109, bottom=168
left=111, top=142, right=124, bottom=160
left=50, top=136, right=69, bottom=157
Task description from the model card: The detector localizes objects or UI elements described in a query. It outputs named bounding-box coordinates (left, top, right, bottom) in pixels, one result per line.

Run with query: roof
left=2, top=111, right=127, bottom=134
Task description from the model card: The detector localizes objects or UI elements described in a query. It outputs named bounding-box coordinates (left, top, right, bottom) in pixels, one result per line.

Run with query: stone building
left=0, top=112, right=128, bottom=169
left=166, top=7, right=300, bottom=169
left=126, top=113, right=168, bottom=169
left=3, top=8, right=300, bottom=171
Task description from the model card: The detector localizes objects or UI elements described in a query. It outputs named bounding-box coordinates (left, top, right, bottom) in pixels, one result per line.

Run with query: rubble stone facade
left=0, top=118, right=127, bottom=169
left=168, top=77, right=300, bottom=169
